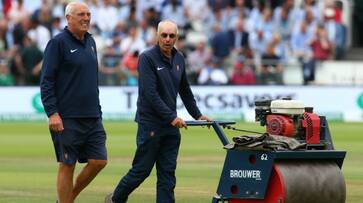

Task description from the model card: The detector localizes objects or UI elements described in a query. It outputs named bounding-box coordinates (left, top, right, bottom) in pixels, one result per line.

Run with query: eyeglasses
left=75, top=12, right=91, bottom=17
left=160, top=33, right=176, bottom=39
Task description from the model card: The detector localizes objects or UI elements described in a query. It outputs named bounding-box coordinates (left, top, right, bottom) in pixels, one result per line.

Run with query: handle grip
left=185, top=120, right=236, bottom=126
left=185, top=120, right=236, bottom=146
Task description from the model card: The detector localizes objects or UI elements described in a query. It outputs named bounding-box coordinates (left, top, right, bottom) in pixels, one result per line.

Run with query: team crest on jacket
left=176, top=65, right=179, bottom=71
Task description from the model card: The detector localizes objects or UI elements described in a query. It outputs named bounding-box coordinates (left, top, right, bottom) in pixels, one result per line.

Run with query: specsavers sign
left=0, top=86, right=362, bottom=121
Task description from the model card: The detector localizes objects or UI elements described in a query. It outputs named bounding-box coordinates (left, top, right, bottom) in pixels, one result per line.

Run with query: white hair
left=157, top=20, right=179, bottom=35
left=64, top=1, right=88, bottom=16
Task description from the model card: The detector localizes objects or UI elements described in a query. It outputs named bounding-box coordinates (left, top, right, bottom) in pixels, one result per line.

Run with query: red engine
left=266, top=114, right=295, bottom=137
left=256, top=99, right=321, bottom=145
left=301, top=112, right=321, bottom=144
left=266, top=113, right=320, bottom=144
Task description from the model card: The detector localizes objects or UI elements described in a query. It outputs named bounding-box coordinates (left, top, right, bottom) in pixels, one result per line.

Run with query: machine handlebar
left=185, top=120, right=236, bottom=126
left=185, top=120, right=235, bottom=146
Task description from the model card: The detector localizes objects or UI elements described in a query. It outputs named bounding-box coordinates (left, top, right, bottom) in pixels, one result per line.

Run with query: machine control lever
left=185, top=121, right=236, bottom=146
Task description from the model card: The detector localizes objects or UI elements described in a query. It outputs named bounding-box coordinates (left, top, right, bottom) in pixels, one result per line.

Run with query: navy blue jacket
left=40, top=27, right=101, bottom=118
left=135, top=45, right=202, bottom=126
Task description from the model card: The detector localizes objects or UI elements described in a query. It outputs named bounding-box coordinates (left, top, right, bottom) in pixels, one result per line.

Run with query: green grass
left=0, top=121, right=362, bottom=203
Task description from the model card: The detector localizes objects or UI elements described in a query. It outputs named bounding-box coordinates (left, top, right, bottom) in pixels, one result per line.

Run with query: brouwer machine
left=186, top=99, right=346, bottom=203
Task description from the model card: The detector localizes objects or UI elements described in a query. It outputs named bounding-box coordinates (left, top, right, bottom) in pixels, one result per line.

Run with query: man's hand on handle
left=49, top=113, right=64, bottom=132
left=171, top=117, right=187, bottom=129
left=171, top=115, right=212, bottom=129
left=198, top=115, right=212, bottom=122
left=198, top=115, right=212, bottom=128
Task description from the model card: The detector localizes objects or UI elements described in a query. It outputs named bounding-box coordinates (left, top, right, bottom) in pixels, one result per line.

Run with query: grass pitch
left=0, top=121, right=362, bottom=203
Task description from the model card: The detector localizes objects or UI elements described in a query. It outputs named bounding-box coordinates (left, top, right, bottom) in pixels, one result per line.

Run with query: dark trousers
left=112, top=123, right=181, bottom=203
left=300, top=59, right=316, bottom=85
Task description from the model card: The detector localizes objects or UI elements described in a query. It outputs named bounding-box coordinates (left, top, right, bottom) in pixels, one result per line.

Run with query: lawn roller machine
left=186, top=99, right=346, bottom=203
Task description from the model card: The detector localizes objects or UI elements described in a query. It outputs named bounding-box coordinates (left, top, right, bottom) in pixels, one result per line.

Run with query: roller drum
left=276, top=160, right=346, bottom=203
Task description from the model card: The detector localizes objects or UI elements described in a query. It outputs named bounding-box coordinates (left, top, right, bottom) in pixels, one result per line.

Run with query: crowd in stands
left=0, top=0, right=347, bottom=86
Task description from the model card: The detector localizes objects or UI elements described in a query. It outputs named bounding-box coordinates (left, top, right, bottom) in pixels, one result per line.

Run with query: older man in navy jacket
left=106, top=20, right=210, bottom=203
left=40, top=2, right=107, bottom=203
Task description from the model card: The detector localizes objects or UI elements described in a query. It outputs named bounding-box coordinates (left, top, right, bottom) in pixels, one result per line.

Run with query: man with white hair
left=105, top=20, right=211, bottom=203
left=40, top=2, right=107, bottom=203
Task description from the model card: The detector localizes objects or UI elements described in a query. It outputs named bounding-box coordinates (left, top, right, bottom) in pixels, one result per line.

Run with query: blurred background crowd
left=0, top=0, right=350, bottom=86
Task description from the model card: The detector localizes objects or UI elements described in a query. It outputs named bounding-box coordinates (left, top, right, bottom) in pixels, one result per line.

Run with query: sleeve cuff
left=46, top=109, right=58, bottom=117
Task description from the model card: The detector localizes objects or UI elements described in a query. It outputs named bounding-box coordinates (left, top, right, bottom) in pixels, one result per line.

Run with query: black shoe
left=104, top=193, right=114, bottom=203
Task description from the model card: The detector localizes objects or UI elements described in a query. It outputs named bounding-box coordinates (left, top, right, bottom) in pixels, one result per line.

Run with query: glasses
left=76, top=12, right=91, bottom=17
left=160, top=33, right=176, bottom=39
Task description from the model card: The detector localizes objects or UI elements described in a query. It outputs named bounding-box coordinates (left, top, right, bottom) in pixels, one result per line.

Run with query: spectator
left=247, top=0, right=265, bottom=32
left=176, top=35, right=188, bottom=57
left=1, top=0, right=11, bottom=19
left=120, top=25, right=146, bottom=55
left=259, top=43, right=283, bottom=85
left=208, top=0, right=232, bottom=11
left=117, top=0, right=131, bottom=22
left=99, top=44, right=122, bottom=86
left=51, top=17, right=63, bottom=37
left=307, top=25, right=332, bottom=84
left=323, top=2, right=346, bottom=60
left=311, top=25, right=332, bottom=61
left=334, top=21, right=347, bottom=60
left=52, top=0, right=67, bottom=27
left=198, top=58, right=228, bottom=85
left=205, top=8, right=230, bottom=35
left=230, top=56, right=256, bottom=85
left=143, top=7, right=161, bottom=28
left=184, top=0, right=209, bottom=22
left=273, top=0, right=295, bottom=22
left=7, top=0, right=30, bottom=26
left=324, top=3, right=337, bottom=43
left=291, top=21, right=313, bottom=85
left=10, top=17, right=32, bottom=85
left=161, top=0, right=187, bottom=29
left=293, top=6, right=317, bottom=37
left=32, top=1, right=53, bottom=32
left=125, top=5, right=139, bottom=30
left=249, top=29, right=271, bottom=64
left=0, top=3, right=3, bottom=20
left=273, top=2, right=294, bottom=43
left=229, top=18, right=249, bottom=56
left=0, top=59, right=14, bottom=86
left=95, top=0, right=119, bottom=38
left=256, top=8, right=274, bottom=36
left=221, top=4, right=238, bottom=30
left=111, top=21, right=128, bottom=45
left=27, top=14, right=51, bottom=52
left=230, top=0, right=250, bottom=19
left=85, top=0, right=100, bottom=30
left=0, top=19, right=12, bottom=58
left=187, top=41, right=211, bottom=84
left=23, top=0, right=42, bottom=14
left=16, top=35, right=43, bottom=85
left=121, top=50, right=139, bottom=86
left=270, top=33, right=286, bottom=64
left=333, top=0, right=346, bottom=60
left=209, top=23, right=232, bottom=67
left=295, top=0, right=320, bottom=23
left=12, top=16, right=31, bottom=48
left=138, top=19, right=157, bottom=47
left=333, top=0, right=343, bottom=23
left=134, top=0, right=162, bottom=22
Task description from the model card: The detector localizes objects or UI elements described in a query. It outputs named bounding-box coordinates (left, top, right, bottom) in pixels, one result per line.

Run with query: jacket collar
left=64, top=26, right=91, bottom=44
left=155, top=44, right=177, bottom=62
